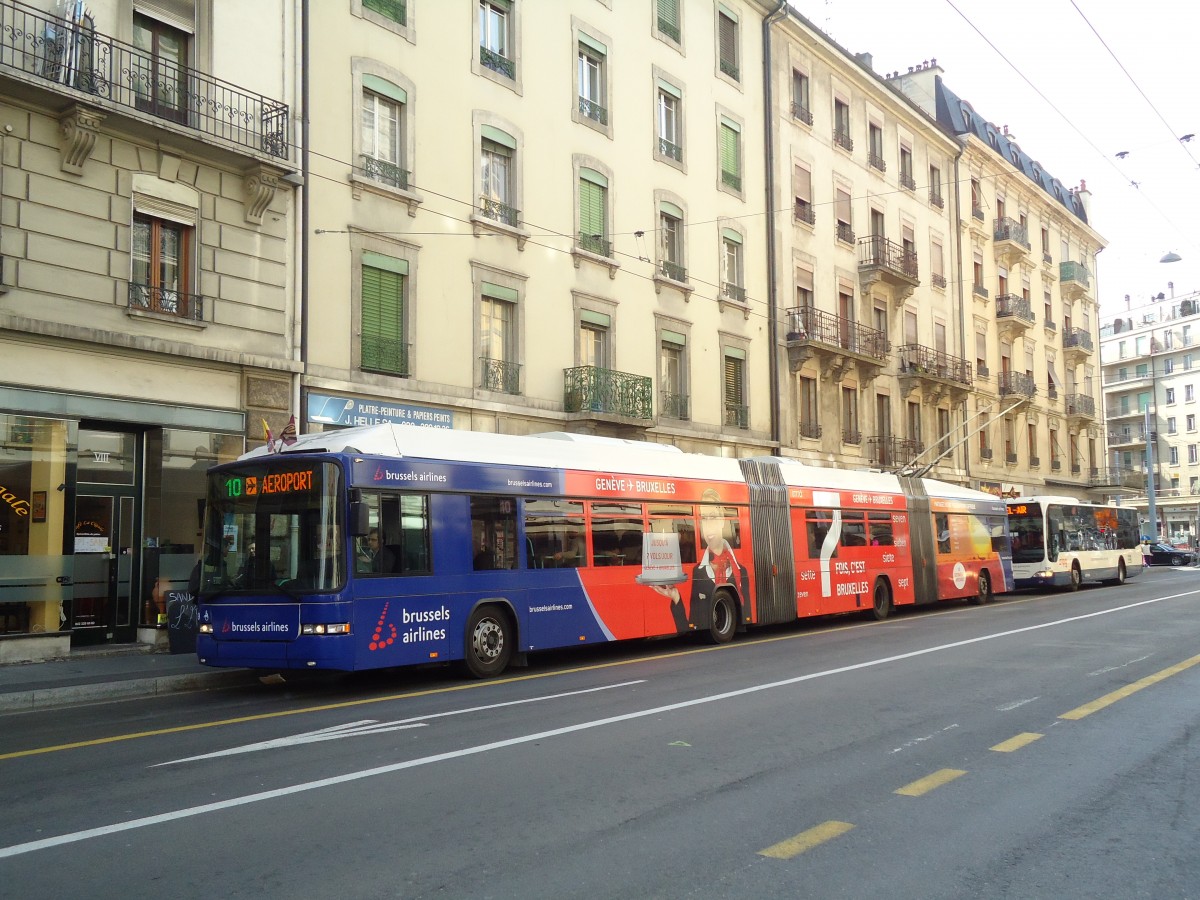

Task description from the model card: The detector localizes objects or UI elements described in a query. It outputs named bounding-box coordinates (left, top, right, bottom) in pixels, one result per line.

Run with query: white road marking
left=3, top=590, right=1196, bottom=859
left=1088, top=655, right=1151, bottom=677
left=890, top=723, right=959, bottom=754
left=996, top=697, right=1040, bottom=711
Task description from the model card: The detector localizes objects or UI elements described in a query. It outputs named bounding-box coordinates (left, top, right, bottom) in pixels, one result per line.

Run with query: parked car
left=1144, top=543, right=1197, bottom=566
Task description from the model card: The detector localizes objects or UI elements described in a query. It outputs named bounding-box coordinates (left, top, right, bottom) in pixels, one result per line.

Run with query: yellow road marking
left=759, top=821, right=855, bottom=859
left=894, top=768, right=966, bottom=796
left=1060, top=652, right=1200, bottom=720
left=991, top=732, right=1043, bottom=752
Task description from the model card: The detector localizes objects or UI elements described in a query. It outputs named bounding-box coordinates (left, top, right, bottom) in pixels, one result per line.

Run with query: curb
left=0, top=670, right=260, bottom=713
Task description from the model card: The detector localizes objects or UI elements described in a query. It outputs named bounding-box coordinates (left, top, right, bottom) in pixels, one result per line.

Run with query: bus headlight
left=301, top=623, right=351, bottom=635
left=199, top=623, right=213, bottom=634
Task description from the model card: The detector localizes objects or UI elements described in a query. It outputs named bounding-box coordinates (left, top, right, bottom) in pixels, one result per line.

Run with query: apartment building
left=302, top=0, right=771, bottom=456
left=890, top=64, right=1107, bottom=499
left=1099, top=291, right=1200, bottom=543
left=0, top=0, right=295, bottom=659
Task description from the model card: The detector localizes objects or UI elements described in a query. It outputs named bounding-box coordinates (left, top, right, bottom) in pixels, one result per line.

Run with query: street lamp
left=1160, top=251, right=1182, bottom=263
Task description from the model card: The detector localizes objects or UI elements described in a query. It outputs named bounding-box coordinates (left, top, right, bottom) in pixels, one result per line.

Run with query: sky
left=789, top=0, right=1200, bottom=318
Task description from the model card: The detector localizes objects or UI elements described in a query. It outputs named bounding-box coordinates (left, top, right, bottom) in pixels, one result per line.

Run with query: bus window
left=647, top=502, right=697, bottom=564
left=841, top=512, right=868, bottom=547
left=590, top=501, right=644, bottom=566
left=805, top=510, right=837, bottom=558
left=935, top=513, right=951, bottom=554
left=359, top=493, right=430, bottom=575
left=987, top=516, right=1008, bottom=554
left=524, top=499, right=585, bottom=568
left=868, top=512, right=894, bottom=546
left=472, top=495, right=517, bottom=570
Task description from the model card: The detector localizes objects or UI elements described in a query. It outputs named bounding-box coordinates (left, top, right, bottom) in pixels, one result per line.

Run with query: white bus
left=1006, top=496, right=1143, bottom=590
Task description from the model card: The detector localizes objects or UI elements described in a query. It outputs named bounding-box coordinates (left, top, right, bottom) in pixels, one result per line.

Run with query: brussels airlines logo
left=374, top=465, right=386, bottom=482
left=369, top=601, right=398, bottom=651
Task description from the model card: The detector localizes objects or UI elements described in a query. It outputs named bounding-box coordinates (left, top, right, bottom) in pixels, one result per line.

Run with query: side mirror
left=349, top=501, right=370, bottom=537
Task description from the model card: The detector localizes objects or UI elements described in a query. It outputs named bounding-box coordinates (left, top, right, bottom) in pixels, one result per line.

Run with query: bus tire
left=706, top=590, right=737, bottom=644
left=1067, top=562, right=1082, bottom=592
left=871, top=578, right=893, bottom=621
left=1106, top=559, right=1127, bottom=586
left=463, top=605, right=513, bottom=679
left=971, top=569, right=992, bottom=605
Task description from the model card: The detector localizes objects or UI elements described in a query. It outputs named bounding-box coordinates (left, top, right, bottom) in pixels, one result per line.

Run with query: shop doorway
left=72, top=430, right=141, bottom=645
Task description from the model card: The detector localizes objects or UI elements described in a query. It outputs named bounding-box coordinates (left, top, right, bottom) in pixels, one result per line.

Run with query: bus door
left=900, top=478, right=938, bottom=605
left=739, top=459, right=793, bottom=625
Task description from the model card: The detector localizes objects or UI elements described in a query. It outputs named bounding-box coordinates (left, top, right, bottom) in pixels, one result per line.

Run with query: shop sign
left=306, top=393, right=452, bottom=429
left=1, top=485, right=31, bottom=518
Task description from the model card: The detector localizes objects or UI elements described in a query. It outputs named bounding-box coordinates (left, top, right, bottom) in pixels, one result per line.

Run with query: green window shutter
left=362, top=74, right=406, bottom=105
left=662, top=329, right=685, bottom=345
left=362, top=265, right=406, bottom=374
left=720, top=124, right=739, bottom=175
left=724, top=355, right=744, bottom=404
left=579, top=178, right=606, bottom=238
left=658, top=0, right=679, bottom=27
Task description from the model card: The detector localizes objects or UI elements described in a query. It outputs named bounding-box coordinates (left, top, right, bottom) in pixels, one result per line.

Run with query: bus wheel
left=706, top=590, right=737, bottom=644
left=1106, top=560, right=1127, bottom=586
left=1067, top=563, right=1082, bottom=592
left=971, top=569, right=992, bottom=605
left=871, top=578, right=893, bottom=621
left=464, top=605, right=513, bottom=678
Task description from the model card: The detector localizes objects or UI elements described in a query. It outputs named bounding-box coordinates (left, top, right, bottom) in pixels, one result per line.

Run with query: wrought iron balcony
left=867, top=435, right=923, bottom=469
left=1108, top=428, right=1149, bottom=446
left=1051, top=458, right=1062, bottom=472
left=563, top=366, right=653, bottom=420
left=657, top=15, right=680, bottom=43
left=1006, top=452, right=1019, bottom=464
left=724, top=403, right=749, bottom=429
left=842, top=429, right=862, bottom=445
left=479, top=196, right=520, bottom=228
left=479, top=357, right=520, bottom=394
left=1070, top=464, right=1081, bottom=476
left=899, top=171, right=916, bottom=191
left=836, top=222, right=855, bottom=245
left=790, top=102, right=813, bottom=125
left=0, top=0, right=289, bottom=158
left=578, top=96, right=607, bottom=125
left=794, top=199, right=816, bottom=225
left=722, top=282, right=746, bottom=302
left=480, top=45, right=515, bottom=79
left=978, top=364, right=990, bottom=377
left=659, top=137, right=682, bottom=161
left=577, top=232, right=612, bottom=258
left=998, top=370, right=1037, bottom=399
left=1059, top=260, right=1090, bottom=301
left=972, top=206, right=985, bottom=221
left=1046, top=385, right=1058, bottom=401
left=833, top=128, right=854, bottom=152
left=1089, top=467, right=1146, bottom=490
left=128, top=282, right=202, bottom=321
left=799, top=420, right=822, bottom=440
left=993, top=216, right=1030, bottom=265
left=1065, top=393, right=1095, bottom=420
left=660, top=390, right=689, bottom=420
left=783, top=305, right=889, bottom=367
left=361, top=155, right=409, bottom=190
left=980, top=447, right=994, bottom=460
left=361, top=336, right=410, bottom=376
left=659, top=259, right=687, bottom=283
left=929, top=190, right=944, bottom=209
left=897, top=344, right=972, bottom=386
left=931, top=273, right=947, bottom=289
left=868, top=152, right=886, bottom=172
left=721, top=169, right=742, bottom=191
left=1063, top=326, right=1094, bottom=357
left=1030, top=455, right=1041, bottom=467
left=1044, top=319, right=1057, bottom=333
left=858, top=235, right=918, bottom=300
left=996, top=294, right=1035, bottom=336
left=972, top=283, right=989, bottom=299
left=364, top=0, right=407, bottom=24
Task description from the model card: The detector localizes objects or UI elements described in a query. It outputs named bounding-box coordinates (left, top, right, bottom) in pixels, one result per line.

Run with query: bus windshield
left=1008, top=503, right=1050, bottom=563
left=201, top=461, right=345, bottom=594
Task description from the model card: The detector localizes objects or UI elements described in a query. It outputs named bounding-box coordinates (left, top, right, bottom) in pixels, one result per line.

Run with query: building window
left=793, top=164, right=814, bottom=225
left=929, top=164, right=943, bottom=206
left=907, top=401, right=922, bottom=445
left=362, top=88, right=407, bottom=189
left=1188, top=385, right=1195, bottom=402
left=899, top=144, right=914, bottom=189
left=479, top=129, right=518, bottom=227
left=842, top=386, right=859, bottom=443
left=363, top=0, right=407, bottom=26
left=791, top=69, right=811, bottom=123
left=132, top=13, right=189, bottom=124
left=1189, top=445, right=1198, bottom=464
left=1170, top=446, right=1180, bottom=465
left=580, top=317, right=610, bottom=369
left=717, top=8, right=739, bottom=81
left=577, top=37, right=608, bottom=127
left=130, top=214, right=198, bottom=320
left=971, top=178, right=983, bottom=218
left=479, top=0, right=515, bottom=80
left=361, top=260, right=408, bottom=376
left=834, top=99, right=852, bottom=150
left=1167, top=387, right=1177, bottom=404
left=719, top=117, right=742, bottom=193
left=479, top=286, right=518, bottom=393
left=577, top=169, right=610, bottom=257
left=720, top=229, right=744, bottom=302
left=938, top=408, right=952, bottom=457
left=658, top=203, right=686, bottom=282
left=1169, top=417, right=1178, bottom=434
left=660, top=333, right=688, bottom=420
left=656, top=81, right=683, bottom=163
left=656, top=0, right=681, bottom=44
left=799, top=376, right=819, bottom=439
left=868, top=122, right=885, bottom=171
left=835, top=187, right=853, bottom=244
left=1188, top=414, right=1196, bottom=432
left=723, top=349, right=747, bottom=429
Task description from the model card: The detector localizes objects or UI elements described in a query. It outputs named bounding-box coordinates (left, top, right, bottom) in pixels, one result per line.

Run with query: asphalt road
left=2, top=567, right=1199, bottom=899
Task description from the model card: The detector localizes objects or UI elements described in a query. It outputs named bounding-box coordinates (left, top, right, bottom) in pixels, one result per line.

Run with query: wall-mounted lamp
left=56, top=483, right=66, bottom=492
left=1160, top=250, right=1182, bottom=263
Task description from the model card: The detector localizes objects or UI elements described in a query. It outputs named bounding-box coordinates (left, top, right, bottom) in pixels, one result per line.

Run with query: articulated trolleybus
left=196, top=424, right=1013, bottom=678
left=1006, top=495, right=1142, bottom=590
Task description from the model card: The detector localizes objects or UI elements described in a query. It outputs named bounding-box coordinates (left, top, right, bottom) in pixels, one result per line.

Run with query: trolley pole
left=1145, top=406, right=1158, bottom=540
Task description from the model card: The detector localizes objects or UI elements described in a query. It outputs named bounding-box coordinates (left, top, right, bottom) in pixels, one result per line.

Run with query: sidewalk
left=0, top=645, right=259, bottom=713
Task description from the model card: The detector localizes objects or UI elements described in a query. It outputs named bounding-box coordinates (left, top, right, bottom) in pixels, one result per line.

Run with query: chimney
left=856, top=52, right=873, bottom=71
left=891, top=57, right=945, bottom=118
left=1075, top=179, right=1092, bottom=218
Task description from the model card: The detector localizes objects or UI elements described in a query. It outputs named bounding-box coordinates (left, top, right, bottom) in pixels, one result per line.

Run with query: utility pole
left=1145, top=405, right=1158, bottom=540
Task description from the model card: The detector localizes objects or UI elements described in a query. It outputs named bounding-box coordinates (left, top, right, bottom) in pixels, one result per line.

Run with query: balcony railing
left=790, top=102, right=813, bottom=125
left=719, top=57, right=739, bottom=81
left=724, top=403, right=749, bottom=429
left=993, top=216, right=1030, bottom=248
left=842, top=429, right=862, bottom=445
left=1089, top=467, right=1147, bottom=489
left=980, top=447, right=994, bottom=460
left=794, top=199, right=816, bottom=225
left=660, top=390, right=689, bottom=420
left=972, top=206, right=985, bottom=221
left=1051, top=458, right=1062, bottom=472
left=996, top=294, right=1035, bottom=325
left=128, top=282, right=202, bottom=321
left=358, top=155, right=408, bottom=190
left=998, top=370, right=1037, bottom=399
left=868, top=151, right=886, bottom=172
left=364, top=0, right=407, bottom=24
left=1063, top=326, right=1094, bottom=353
left=578, top=96, right=607, bottom=125
left=1029, top=456, right=1040, bottom=467
left=659, top=137, right=682, bottom=161
left=659, top=259, right=686, bottom=283
left=931, top=273, right=947, bottom=289
left=784, top=305, right=889, bottom=360
left=563, top=366, right=653, bottom=420
left=479, top=357, right=520, bottom=394
left=480, top=45, right=515, bottom=79
left=1044, top=319, right=1057, bottom=332
left=721, top=169, right=742, bottom=191
left=361, top=336, right=410, bottom=376
left=0, top=0, right=290, bottom=158
left=1065, top=393, right=1095, bottom=418
left=799, top=420, right=822, bottom=440
left=897, top=344, right=972, bottom=386
left=722, top=282, right=747, bottom=302
left=1006, top=452, right=1018, bottom=464
left=858, top=235, right=918, bottom=280
left=577, top=232, right=612, bottom=258
left=929, top=190, right=944, bottom=209
left=836, top=222, right=855, bottom=245
left=972, top=283, right=989, bottom=299
left=899, top=171, right=916, bottom=191
left=1059, top=260, right=1090, bottom=288
left=867, top=435, right=923, bottom=469
left=479, top=196, right=520, bottom=228
left=833, top=128, right=854, bottom=151
left=657, top=14, right=680, bottom=42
